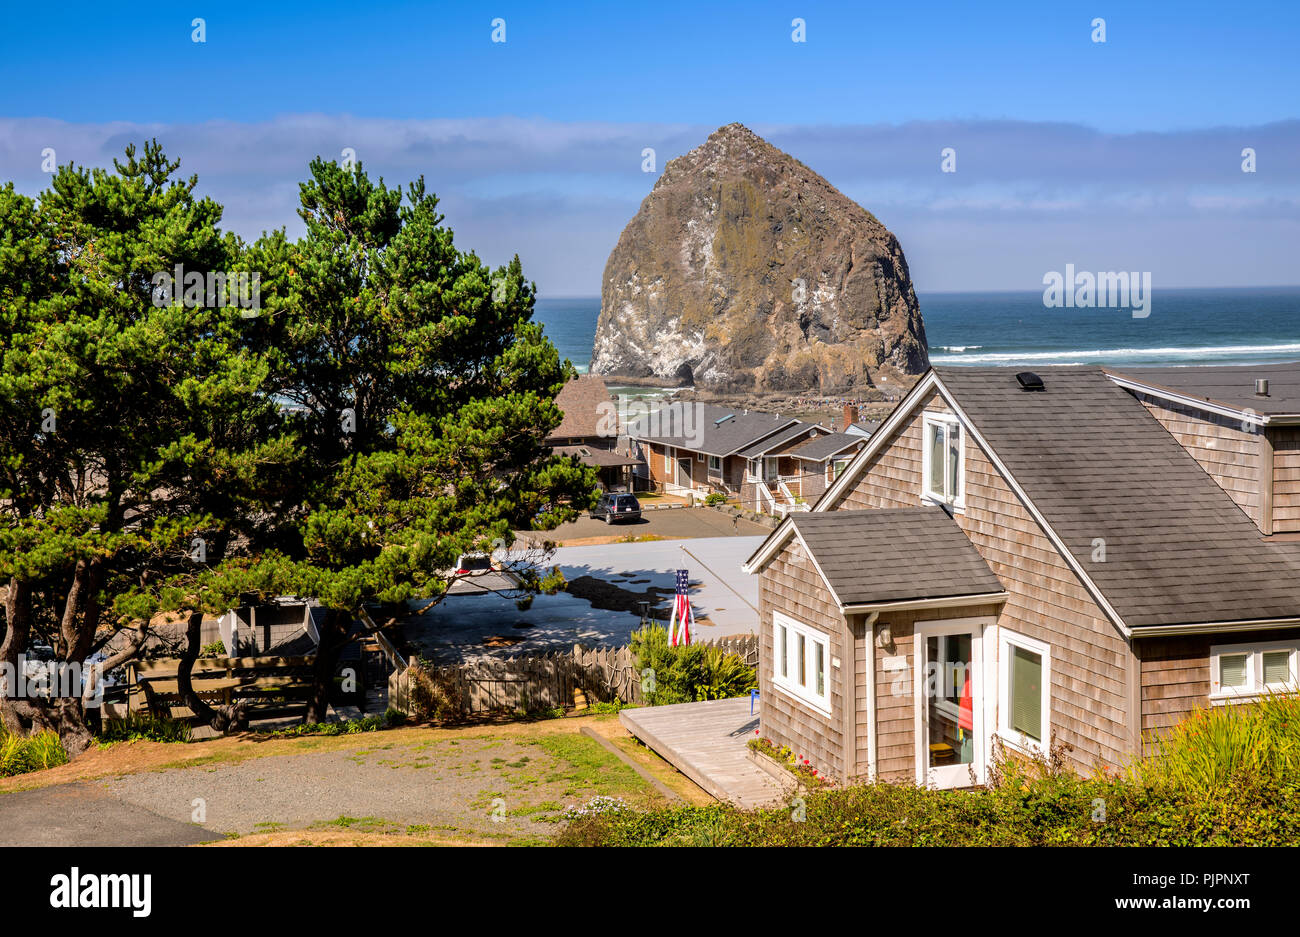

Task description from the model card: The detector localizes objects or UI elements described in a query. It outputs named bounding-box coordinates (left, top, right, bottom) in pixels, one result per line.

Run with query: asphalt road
left=0, top=781, right=214, bottom=847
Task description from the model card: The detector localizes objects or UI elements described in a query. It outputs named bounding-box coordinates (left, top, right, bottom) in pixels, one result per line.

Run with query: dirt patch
left=481, top=635, right=526, bottom=648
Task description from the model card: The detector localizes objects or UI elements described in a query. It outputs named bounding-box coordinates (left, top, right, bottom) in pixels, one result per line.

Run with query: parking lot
left=401, top=528, right=767, bottom=663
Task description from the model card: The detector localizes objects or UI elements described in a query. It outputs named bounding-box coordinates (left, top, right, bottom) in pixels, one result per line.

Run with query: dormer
left=1105, top=364, right=1300, bottom=535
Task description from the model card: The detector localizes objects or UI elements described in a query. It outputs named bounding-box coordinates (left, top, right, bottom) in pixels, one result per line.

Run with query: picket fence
left=387, top=634, right=758, bottom=717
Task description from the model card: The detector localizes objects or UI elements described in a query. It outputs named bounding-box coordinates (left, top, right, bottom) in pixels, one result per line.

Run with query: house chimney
left=843, top=403, right=859, bottom=429
left=1256, top=378, right=1270, bottom=397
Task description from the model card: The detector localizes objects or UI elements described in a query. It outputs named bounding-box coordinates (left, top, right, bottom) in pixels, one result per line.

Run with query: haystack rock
left=589, top=123, right=928, bottom=394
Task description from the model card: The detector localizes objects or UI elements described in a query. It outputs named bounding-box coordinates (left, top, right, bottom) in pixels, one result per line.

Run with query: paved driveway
left=402, top=535, right=764, bottom=663
left=528, top=505, right=771, bottom=543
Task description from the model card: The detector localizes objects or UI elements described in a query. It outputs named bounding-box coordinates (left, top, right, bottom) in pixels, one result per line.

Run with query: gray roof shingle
left=934, top=366, right=1300, bottom=628
left=790, top=508, right=1005, bottom=607
left=1106, top=362, right=1300, bottom=418
left=628, top=403, right=799, bottom=456
left=735, top=421, right=823, bottom=458
left=779, top=431, right=866, bottom=462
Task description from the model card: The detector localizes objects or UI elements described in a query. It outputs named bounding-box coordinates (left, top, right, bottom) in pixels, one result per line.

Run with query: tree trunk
left=0, top=576, right=97, bottom=755
left=305, top=608, right=351, bottom=723
left=176, top=611, right=245, bottom=733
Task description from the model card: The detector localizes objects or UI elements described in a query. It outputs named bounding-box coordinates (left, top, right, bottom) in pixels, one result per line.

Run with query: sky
left=0, top=0, right=1297, bottom=294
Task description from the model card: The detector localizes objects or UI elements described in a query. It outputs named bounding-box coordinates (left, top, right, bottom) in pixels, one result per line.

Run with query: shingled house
left=743, top=364, right=1300, bottom=787
left=546, top=375, right=640, bottom=491
left=627, top=402, right=865, bottom=512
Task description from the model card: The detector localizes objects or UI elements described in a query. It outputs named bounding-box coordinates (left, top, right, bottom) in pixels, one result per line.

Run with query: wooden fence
left=388, top=634, right=758, bottom=717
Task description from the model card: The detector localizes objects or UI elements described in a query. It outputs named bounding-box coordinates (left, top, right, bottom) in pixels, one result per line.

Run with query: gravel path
left=96, top=732, right=647, bottom=842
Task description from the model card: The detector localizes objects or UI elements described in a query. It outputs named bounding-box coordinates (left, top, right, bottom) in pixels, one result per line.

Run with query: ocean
left=536, top=287, right=1300, bottom=374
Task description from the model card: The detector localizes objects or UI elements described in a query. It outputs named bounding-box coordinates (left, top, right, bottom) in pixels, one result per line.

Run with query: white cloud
left=1, top=116, right=1297, bottom=293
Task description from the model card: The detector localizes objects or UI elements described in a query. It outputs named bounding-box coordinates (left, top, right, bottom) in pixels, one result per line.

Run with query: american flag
left=668, top=568, right=694, bottom=647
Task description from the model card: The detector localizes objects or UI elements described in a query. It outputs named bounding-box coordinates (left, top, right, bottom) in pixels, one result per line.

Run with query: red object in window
left=958, top=668, right=974, bottom=732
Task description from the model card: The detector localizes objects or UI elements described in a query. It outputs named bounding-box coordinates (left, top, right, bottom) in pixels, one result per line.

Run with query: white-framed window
left=827, top=457, right=850, bottom=483
left=921, top=411, right=964, bottom=509
left=1210, top=640, right=1299, bottom=701
left=697, top=452, right=706, bottom=463
left=708, top=455, right=722, bottom=474
left=746, top=458, right=760, bottom=481
left=764, top=457, right=779, bottom=482
left=772, top=611, right=831, bottom=715
left=997, top=629, right=1050, bottom=754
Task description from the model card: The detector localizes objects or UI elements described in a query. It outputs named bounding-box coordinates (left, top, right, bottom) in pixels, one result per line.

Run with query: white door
left=914, top=618, right=988, bottom=789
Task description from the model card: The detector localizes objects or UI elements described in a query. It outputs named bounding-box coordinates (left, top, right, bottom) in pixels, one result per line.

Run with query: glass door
left=916, top=621, right=984, bottom=788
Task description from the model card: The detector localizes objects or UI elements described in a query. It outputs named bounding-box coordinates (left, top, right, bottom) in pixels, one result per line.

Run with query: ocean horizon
left=537, top=286, right=1300, bottom=375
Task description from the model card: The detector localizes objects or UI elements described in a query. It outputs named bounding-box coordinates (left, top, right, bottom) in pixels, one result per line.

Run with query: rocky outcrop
left=590, top=123, right=928, bottom=394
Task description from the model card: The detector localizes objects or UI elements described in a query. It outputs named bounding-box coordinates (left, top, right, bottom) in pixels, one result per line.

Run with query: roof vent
left=1016, top=371, right=1045, bottom=391
left=1255, top=378, right=1270, bottom=397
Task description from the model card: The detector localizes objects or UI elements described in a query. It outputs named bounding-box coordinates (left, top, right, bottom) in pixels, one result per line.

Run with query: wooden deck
left=620, top=697, right=787, bottom=809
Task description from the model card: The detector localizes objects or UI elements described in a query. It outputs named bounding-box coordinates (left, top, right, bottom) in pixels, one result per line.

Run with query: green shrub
left=630, top=624, right=756, bottom=705
left=199, top=640, right=226, bottom=658
left=1129, top=692, right=1300, bottom=792
left=703, top=492, right=727, bottom=507
left=561, top=696, right=1300, bottom=846
left=0, top=726, right=68, bottom=777
left=98, top=713, right=192, bottom=744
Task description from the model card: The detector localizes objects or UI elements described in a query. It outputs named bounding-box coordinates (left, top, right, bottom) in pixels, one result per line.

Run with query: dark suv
left=590, top=492, right=642, bottom=524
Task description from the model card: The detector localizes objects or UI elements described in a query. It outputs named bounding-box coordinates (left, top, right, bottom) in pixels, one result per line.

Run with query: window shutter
left=1219, top=653, right=1248, bottom=688
left=1263, top=650, right=1291, bottom=686
left=1011, top=646, right=1042, bottom=741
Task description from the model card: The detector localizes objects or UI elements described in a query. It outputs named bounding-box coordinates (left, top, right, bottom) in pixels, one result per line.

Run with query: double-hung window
left=997, top=629, right=1050, bottom=753
left=708, top=455, right=722, bottom=474
left=1210, top=640, right=1299, bottom=701
left=772, top=612, right=830, bottom=714
left=922, top=412, right=964, bottom=509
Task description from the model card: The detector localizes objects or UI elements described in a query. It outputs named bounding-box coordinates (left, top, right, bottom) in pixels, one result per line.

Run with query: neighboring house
left=743, top=364, right=1300, bottom=788
left=627, top=403, right=862, bottom=512
left=546, top=374, right=640, bottom=491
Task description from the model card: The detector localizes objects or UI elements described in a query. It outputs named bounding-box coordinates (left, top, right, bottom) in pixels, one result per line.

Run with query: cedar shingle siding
left=1134, top=392, right=1263, bottom=529
left=1272, top=427, right=1300, bottom=532
left=758, top=539, right=849, bottom=779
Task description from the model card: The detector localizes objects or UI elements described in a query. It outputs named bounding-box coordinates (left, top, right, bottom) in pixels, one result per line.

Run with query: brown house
left=743, top=364, right=1300, bottom=787
left=546, top=375, right=640, bottom=491
left=628, top=402, right=865, bottom=513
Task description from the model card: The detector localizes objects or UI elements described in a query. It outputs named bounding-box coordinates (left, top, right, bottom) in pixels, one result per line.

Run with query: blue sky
left=1, top=0, right=1297, bottom=293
